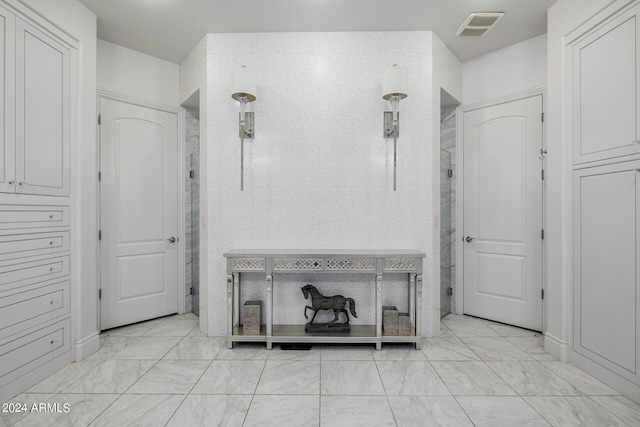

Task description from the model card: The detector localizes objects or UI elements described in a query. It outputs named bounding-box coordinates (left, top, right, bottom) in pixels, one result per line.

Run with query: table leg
left=376, top=274, right=382, bottom=346
left=233, top=273, right=240, bottom=327
left=409, top=273, right=416, bottom=326
left=226, top=275, right=234, bottom=349
left=266, top=274, right=273, bottom=345
left=416, top=274, right=423, bottom=349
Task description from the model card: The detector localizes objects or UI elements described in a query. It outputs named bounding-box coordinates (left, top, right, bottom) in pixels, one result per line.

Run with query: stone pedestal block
left=398, top=313, right=411, bottom=336
left=243, top=300, right=262, bottom=335
left=383, top=306, right=398, bottom=335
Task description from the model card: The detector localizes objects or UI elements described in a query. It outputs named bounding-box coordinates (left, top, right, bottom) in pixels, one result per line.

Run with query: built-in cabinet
left=572, top=0, right=640, bottom=389
left=0, top=0, right=73, bottom=402
left=572, top=2, right=640, bottom=165
left=0, top=5, right=70, bottom=197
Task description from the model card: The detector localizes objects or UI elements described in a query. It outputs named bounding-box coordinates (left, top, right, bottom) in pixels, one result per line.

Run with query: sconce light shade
left=382, top=65, right=408, bottom=100
left=231, top=66, right=257, bottom=102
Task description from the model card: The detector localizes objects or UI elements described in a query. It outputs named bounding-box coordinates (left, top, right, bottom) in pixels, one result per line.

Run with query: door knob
left=167, top=237, right=176, bottom=243
left=465, top=236, right=474, bottom=242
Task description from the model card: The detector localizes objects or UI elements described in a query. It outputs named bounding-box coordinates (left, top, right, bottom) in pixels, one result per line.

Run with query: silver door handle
left=465, top=236, right=474, bottom=242
left=167, top=237, right=176, bottom=243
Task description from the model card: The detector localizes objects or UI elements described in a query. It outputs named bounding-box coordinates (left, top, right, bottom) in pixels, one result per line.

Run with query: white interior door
left=100, top=98, right=179, bottom=330
left=462, top=95, right=543, bottom=331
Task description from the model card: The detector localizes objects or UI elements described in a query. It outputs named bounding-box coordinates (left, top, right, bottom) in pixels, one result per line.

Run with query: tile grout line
left=584, top=395, right=634, bottom=427
left=424, top=354, right=478, bottom=425
left=372, top=354, right=399, bottom=426
left=319, top=346, right=323, bottom=427
left=87, top=325, right=193, bottom=425
left=162, top=335, right=219, bottom=426
left=240, top=351, right=269, bottom=426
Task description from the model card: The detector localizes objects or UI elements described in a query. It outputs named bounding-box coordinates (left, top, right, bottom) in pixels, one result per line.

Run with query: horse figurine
left=301, top=284, right=357, bottom=325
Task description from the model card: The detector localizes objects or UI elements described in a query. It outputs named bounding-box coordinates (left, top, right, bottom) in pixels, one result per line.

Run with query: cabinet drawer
left=0, top=281, right=70, bottom=340
left=0, top=205, right=69, bottom=230
left=0, top=318, right=70, bottom=388
left=0, top=255, right=69, bottom=292
left=0, top=231, right=69, bottom=261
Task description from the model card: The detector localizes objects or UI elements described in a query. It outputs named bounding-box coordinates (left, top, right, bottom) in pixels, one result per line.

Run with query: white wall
left=97, top=39, right=180, bottom=107
left=178, top=31, right=461, bottom=337
left=17, top=0, right=98, bottom=360
left=462, top=34, right=547, bottom=105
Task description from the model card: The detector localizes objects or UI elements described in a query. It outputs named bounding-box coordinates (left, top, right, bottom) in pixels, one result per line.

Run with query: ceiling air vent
left=455, top=12, right=504, bottom=37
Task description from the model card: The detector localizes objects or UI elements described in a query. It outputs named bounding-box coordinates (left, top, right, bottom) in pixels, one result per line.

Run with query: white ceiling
left=77, top=0, right=558, bottom=64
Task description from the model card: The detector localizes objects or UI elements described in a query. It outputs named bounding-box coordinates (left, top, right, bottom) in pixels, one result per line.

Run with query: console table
left=224, top=250, right=425, bottom=350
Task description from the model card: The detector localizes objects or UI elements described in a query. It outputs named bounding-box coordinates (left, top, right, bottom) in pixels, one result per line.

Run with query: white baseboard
left=544, top=332, right=570, bottom=361
left=572, top=351, right=640, bottom=404
left=74, top=331, right=100, bottom=361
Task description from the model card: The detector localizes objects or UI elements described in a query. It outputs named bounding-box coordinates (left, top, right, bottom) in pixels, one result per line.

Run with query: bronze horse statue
left=301, top=284, right=357, bottom=325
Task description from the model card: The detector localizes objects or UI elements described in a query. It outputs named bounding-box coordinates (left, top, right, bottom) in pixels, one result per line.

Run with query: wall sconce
left=382, top=64, right=408, bottom=191
left=231, top=66, right=257, bottom=191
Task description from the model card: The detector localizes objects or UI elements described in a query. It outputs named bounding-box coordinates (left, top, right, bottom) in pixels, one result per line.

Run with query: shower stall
left=440, top=149, right=453, bottom=317
left=185, top=106, right=200, bottom=316
left=440, top=98, right=458, bottom=318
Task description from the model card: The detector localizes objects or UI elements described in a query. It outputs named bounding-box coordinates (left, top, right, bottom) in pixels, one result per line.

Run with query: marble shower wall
left=184, top=107, right=200, bottom=314
left=440, top=105, right=457, bottom=313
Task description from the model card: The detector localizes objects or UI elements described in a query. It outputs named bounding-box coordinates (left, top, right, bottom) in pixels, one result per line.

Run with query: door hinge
left=541, top=289, right=544, bottom=299
left=98, top=230, right=102, bottom=240
left=98, top=171, right=101, bottom=181
left=447, top=169, right=453, bottom=178
left=541, top=229, right=545, bottom=240
left=541, top=169, right=545, bottom=180
left=448, top=287, right=453, bottom=296
left=189, top=170, right=195, bottom=179
left=98, top=114, right=101, bottom=125
left=541, top=112, right=544, bottom=122
left=190, top=287, right=194, bottom=295
left=99, top=289, right=102, bottom=299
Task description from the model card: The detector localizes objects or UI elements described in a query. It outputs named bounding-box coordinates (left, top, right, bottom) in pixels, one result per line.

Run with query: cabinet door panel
left=573, top=5, right=640, bottom=164
left=573, top=161, right=640, bottom=381
left=0, top=5, right=14, bottom=193
left=15, top=19, right=69, bottom=196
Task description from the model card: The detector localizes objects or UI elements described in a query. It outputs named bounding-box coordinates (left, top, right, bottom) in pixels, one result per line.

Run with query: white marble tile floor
left=3, top=313, right=639, bottom=426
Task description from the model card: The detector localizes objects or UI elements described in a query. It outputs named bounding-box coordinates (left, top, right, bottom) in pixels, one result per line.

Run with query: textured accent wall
left=181, top=31, right=461, bottom=337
